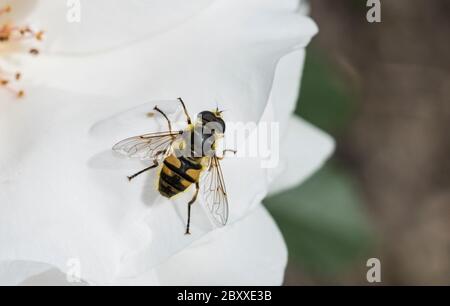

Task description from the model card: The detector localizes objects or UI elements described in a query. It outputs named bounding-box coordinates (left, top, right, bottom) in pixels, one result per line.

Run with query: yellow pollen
left=0, top=5, right=43, bottom=98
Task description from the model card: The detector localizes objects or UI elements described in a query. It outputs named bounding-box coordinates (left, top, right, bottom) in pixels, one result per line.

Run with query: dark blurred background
left=265, top=0, right=450, bottom=285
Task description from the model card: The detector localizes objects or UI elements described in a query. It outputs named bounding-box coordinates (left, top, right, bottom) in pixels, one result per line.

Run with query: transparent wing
left=201, top=156, right=229, bottom=226
left=113, top=131, right=182, bottom=160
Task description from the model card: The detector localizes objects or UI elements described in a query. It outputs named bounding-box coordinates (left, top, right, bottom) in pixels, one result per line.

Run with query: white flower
left=0, top=0, right=334, bottom=285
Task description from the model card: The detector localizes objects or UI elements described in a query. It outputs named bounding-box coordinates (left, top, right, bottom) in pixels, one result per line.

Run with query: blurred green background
left=265, top=0, right=450, bottom=285
left=265, top=49, right=374, bottom=284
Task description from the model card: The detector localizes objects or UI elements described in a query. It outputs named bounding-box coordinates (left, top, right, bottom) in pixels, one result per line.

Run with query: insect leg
left=223, top=149, right=237, bottom=155
left=154, top=106, right=173, bottom=133
left=128, top=160, right=159, bottom=181
left=185, top=182, right=200, bottom=235
left=177, top=97, right=192, bottom=125
left=217, top=149, right=237, bottom=160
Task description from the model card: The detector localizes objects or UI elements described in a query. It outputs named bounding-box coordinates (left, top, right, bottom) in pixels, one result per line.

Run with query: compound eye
left=197, top=111, right=215, bottom=121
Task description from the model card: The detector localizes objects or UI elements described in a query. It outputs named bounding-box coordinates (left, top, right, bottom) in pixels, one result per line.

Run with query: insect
left=113, top=98, right=236, bottom=235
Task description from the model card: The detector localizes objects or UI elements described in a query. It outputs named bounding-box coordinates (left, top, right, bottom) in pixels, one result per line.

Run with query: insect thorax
left=175, top=125, right=218, bottom=158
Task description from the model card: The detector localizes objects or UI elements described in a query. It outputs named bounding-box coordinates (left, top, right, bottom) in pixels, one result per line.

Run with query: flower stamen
left=0, top=5, right=11, bottom=16
left=0, top=5, right=43, bottom=98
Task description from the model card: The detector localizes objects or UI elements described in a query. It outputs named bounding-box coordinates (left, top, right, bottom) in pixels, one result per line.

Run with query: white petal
left=0, top=0, right=36, bottom=21
left=111, top=270, right=160, bottom=286
left=0, top=87, right=135, bottom=284
left=0, top=87, right=274, bottom=284
left=26, top=0, right=214, bottom=53
left=265, top=46, right=335, bottom=194
left=24, top=0, right=310, bottom=54
left=23, top=0, right=318, bottom=124
left=269, top=50, right=306, bottom=134
left=268, top=116, right=335, bottom=195
left=19, top=268, right=88, bottom=286
left=154, top=206, right=287, bottom=286
left=0, top=261, right=51, bottom=286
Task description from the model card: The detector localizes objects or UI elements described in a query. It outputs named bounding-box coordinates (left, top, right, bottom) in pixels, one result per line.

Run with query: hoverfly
left=113, top=98, right=236, bottom=235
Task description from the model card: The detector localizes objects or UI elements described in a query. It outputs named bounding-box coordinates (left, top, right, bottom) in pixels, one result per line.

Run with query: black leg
left=217, top=149, right=237, bottom=160
left=154, top=106, right=172, bottom=133
left=185, top=182, right=200, bottom=235
left=178, top=97, right=192, bottom=125
left=223, top=149, right=237, bottom=155
left=128, top=161, right=159, bottom=181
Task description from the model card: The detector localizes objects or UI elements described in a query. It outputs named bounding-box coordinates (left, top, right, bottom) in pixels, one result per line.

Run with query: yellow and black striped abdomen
left=159, top=155, right=203, bottom=198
